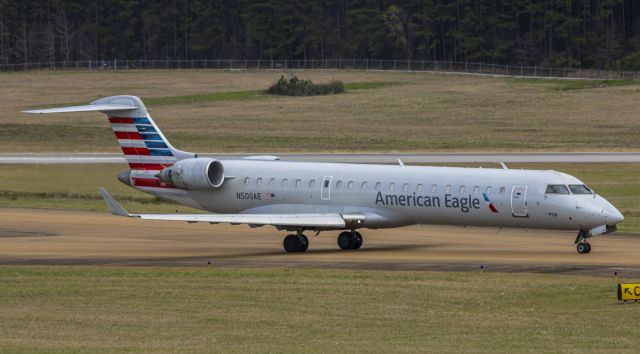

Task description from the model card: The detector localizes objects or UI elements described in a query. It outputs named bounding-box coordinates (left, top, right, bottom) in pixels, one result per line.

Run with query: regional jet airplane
left=24, top=95, right=624, bottom=254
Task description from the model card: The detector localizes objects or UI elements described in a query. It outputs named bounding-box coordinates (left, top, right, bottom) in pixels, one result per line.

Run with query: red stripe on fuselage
left=114, top=131, right=143, bottom=140
left=132, top=177, right=175, bottom=189
left=121, top=147, right=150, bottom=155
left=128, top=163, right=172, bottom=170
left=489, top=204, right=498, bottom=213
left=109, top=117, right=133, bottom=124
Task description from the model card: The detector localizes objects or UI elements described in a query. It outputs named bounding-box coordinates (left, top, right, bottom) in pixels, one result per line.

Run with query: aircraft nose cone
left=602, top=207, right=624, bottom=225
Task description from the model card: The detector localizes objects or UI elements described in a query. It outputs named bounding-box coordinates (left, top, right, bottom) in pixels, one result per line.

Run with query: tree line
left=2, top=0, right=640, bottom=70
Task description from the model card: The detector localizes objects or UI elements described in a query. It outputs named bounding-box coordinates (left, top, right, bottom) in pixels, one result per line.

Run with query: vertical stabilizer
left=92, top=96, right=195, bottom=170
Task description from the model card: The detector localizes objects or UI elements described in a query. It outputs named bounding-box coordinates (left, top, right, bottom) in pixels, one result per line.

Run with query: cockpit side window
left=568, top=184, right=593, bottom=195
left=545, top=184, right=570, bottom=194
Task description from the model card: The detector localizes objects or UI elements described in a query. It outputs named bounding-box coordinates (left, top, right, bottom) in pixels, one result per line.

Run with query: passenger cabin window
left=256, top=178, right=263, bottom=186
left=268, top=178, right=275, bottom=186
left=336, top=181, right=343, bottom=189
left=323, top=179, right=329, bottom=188
left=361, top=182, right=368, bottom=190
left=348, top=181, right=354, bottom=189
left=389, top=183, right=395, bottom=192
left=403, top=183, right=409, bottom=192
left=485, top=186, right=492, bottom=194
left=282, top=179, right=288, bottom=187
left=309, top=180, right=316, bottom=188
left=375, top=182, right=381, bottom=191
left=244, top=177, right=250, bottom=185
left=546, top=184, right=570, bottom=194
left=417, top=184, right=423, bottom=192
left=459, top=185, right=465, bottom=194
left=499, top=187, right=506, bottom=194
left=445, top=185, right=451, bottom=193
left=295, top=179, right=301, bottom=188
left=473, top=186, right=480, bottom=194
left=432, top=184, right=437, bottom=193
left=569, top=184, right=593, bottom=195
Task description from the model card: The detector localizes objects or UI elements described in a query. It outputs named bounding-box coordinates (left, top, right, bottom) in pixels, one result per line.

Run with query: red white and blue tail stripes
left=109, top=116, right=176, bottom=171
left=109, top=116, right=177, bottom=189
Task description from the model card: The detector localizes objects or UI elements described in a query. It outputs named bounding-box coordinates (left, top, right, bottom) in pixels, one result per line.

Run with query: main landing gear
left=338, top=230, right=363, bottom=250
left=575, top=230, right=592, bottom=254
left=282, top=230, right=364, bottom=253
left=283, top=233, right=309, bottom=253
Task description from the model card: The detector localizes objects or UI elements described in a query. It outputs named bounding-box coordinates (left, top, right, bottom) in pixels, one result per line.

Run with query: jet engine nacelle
left=158, top=158, right=225, bottom=190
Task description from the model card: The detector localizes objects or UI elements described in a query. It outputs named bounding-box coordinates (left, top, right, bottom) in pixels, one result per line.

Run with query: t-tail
left=23, top=95, right=196, bottom=188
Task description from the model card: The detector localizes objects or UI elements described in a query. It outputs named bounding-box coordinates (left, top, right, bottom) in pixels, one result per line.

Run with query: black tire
left=577, top=243, right=587, bottom=254
left=283, top=234, right=301, bottom=253
left=338, top=231, right=353, bottom=250
left=352, top=231, right=363, bottom=249
left=584, top=242, right=592, bottom=254
left=298, top=235, right=309, bottom=252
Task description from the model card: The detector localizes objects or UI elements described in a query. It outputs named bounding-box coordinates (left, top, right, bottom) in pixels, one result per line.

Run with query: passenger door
left=511, top=184, right=528, bottom=217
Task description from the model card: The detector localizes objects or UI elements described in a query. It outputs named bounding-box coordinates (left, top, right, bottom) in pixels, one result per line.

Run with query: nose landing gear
left=576, top=242, right=591, bottom=254
left=575, top=230, right=592, bottom=254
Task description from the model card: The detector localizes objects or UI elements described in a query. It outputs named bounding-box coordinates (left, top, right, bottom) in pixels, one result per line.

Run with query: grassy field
left=0, top=162, right=638, bottom=232
left=2, top=70, right=640, bottom=152
left=0, top=266, right=636, bottom=353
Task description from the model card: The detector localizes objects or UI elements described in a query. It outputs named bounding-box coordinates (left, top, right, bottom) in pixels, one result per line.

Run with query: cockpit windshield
left=546, top=184, right=594, bottom=195
left=545, top=185, right=570, bottom=194
left=568, top=184, right=593, bottom=195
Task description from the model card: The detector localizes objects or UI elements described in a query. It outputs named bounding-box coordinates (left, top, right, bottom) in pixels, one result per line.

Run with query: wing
left=99, top=188, right=347, bottom=229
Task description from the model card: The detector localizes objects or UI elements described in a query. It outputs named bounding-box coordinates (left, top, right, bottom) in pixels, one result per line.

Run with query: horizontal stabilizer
left=98, top=188, right=346, bottom=228
left=23, top=104, right=138, bottom=114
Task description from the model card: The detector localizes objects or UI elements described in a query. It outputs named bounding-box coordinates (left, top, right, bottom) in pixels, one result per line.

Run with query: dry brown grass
left=2, top=69, right=640, bottom=152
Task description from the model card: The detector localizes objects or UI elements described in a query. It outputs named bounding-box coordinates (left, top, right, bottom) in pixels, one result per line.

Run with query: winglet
left=99, top=188, right=131, bottom=217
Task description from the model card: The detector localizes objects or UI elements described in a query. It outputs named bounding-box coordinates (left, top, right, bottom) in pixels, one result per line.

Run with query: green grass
left=0, top=162, right=638, bottom=232
left=0, top=266, right=636, bottom=353
left=344, top=81, right=404, bottom=90
left=145, top=89, right=263, bottom=105
left=507, top=78, right=640, bottom=91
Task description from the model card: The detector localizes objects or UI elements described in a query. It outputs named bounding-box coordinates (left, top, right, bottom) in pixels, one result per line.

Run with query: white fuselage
left=137, top=160, right=623, bottom=232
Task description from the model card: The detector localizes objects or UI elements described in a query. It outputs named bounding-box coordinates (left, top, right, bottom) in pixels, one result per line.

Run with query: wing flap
left=135, top=213, right=345, bottom=227
left=99, top=188, right=346, bottom=228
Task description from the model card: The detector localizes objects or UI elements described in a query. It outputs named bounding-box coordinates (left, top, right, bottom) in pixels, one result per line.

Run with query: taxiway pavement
left=1, top=208, right=638, bottom=277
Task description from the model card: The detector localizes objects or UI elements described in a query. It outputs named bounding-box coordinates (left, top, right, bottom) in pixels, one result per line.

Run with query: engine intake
left=158, top=158, right=224, bottom=190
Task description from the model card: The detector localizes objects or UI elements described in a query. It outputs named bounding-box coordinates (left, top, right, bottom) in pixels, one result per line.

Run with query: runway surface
left=1, top=208, right=639, bottom=277
left=2, top=152, right=640, bottom=164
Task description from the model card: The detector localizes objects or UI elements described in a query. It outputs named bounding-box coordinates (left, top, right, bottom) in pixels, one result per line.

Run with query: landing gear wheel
left=353, top=231, right=363, bottom=250
left=577, top=242, right=591, bottom=254
left=338, top=231, right=353, bottom=250
left=338, top=231, right=363, bottom=250
left=283, top=234, right=309, bottom=253
left=298, top=234, right=309, bottom=252
left=575, top=230, right=592, bottom=254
